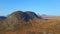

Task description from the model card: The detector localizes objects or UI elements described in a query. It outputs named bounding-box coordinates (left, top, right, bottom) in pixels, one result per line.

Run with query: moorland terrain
left=0, top=11, right=60, bottom=34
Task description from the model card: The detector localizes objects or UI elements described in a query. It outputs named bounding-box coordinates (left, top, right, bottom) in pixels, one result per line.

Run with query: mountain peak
left=7, top=11, right=41, bottom=22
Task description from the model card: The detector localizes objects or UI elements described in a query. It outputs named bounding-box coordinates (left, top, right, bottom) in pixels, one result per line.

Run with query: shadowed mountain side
left=25, top=11, right=41, bottom=19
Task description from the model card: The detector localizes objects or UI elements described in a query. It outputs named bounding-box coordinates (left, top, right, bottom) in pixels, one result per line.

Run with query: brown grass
left=0, top=16, right=60, bottom=34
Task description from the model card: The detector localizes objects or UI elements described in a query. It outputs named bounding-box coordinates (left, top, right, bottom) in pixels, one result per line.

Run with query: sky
left=0, top=0, right=60, bottom=16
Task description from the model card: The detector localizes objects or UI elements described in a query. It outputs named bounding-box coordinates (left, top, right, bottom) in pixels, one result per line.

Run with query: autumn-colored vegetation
left=0, top=11, right=60, bottom=34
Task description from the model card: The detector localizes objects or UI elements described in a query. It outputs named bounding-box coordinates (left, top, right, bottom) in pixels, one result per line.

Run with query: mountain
left=7, top=11, right=41, bottom=22
left=4, top=11, right=41, bottom=31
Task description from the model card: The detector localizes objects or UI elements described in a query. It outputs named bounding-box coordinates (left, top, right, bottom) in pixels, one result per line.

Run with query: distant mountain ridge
left=0, top=16, right=7, bottom=21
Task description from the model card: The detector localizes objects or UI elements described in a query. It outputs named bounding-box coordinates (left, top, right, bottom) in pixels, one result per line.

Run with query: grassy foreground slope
left=4, top=16, right=60, bottom=34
